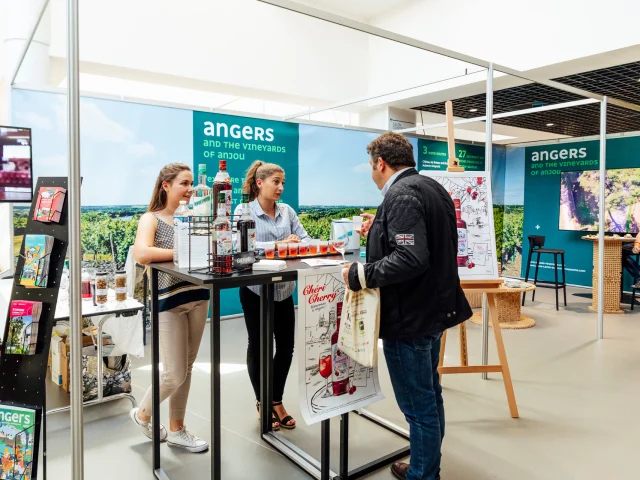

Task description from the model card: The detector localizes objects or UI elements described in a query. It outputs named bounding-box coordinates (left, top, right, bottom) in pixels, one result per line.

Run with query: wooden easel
left=438, top=279, right=519, bottom=418
left=438, top=104, right=519, bottom=419
left=445, top=100, right=464, bottom=173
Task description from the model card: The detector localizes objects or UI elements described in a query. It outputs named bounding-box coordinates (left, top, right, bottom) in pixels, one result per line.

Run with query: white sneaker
left=129, top=407, right=168, bottom=442
left=167, top=426, right=209, bottom=453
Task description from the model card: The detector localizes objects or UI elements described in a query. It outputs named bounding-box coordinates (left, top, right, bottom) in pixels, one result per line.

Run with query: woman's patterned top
left=153, top=214, right=210, bottom=312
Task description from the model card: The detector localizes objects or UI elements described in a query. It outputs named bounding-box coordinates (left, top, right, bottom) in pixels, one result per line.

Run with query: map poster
left=297, top=266, right=384, bottom=425
left=421, top=171, right=499, bottom=280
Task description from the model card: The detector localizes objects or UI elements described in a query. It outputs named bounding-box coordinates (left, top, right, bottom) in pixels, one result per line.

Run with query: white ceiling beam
left=396, top=98, right=600, bottom=134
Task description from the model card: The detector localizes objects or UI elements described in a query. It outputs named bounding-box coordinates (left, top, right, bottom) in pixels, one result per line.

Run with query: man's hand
left=342, top=263, right=353, bottom=285
left=357, top=213, right=375, bottom=238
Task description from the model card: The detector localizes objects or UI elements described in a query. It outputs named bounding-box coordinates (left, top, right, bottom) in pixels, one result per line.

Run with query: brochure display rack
left=0, top=177, right=69, bottom=480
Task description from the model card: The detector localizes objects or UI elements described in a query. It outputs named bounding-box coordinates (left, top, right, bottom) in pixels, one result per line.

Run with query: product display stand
left=440, top=279, right=519, bottom=418
left=0, top=177, right=69, bottom=480
left=148, top=254, right=409, bottom=480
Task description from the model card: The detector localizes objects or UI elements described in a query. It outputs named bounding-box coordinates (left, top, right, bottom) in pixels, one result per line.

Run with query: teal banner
left=193, top=111, right=300, bottom=211
left=522, top=137, right=640, bottom=288
left=193, top=111, right=300, bottom=316
left=418, top=139, right=485, bottom=171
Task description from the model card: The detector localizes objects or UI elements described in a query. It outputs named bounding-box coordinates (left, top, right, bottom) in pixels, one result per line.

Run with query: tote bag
left=339, top=263, right=380, bottom=367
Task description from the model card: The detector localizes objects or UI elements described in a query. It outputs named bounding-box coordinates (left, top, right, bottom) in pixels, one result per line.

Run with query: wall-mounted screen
left=0, top=126, right=33, bottom=203
left=559, top=168, right=640, bottom=233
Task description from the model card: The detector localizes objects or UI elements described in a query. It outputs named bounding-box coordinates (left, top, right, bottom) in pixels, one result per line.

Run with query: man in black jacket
left=342, top=132, right=472, bottom=480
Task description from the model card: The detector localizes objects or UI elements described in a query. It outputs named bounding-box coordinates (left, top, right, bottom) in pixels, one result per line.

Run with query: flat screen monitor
left=559, top=168, right=640, bottom=233
left=0, top=126, right=33, bottom=203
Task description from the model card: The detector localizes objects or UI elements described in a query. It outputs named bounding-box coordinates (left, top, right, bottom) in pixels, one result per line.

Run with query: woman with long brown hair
left=234, top=160, right=310, bottom=430
left=130, top=163, right=210, bottom=453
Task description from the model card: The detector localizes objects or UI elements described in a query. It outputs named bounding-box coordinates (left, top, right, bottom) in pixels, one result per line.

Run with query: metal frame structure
left=256, top=0, right=640, bottom=345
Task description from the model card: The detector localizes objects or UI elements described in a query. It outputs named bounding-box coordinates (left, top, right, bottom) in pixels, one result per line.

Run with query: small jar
left=95, top=272, right=109, bottom=306
left=115, top=270, right=127, bottom=304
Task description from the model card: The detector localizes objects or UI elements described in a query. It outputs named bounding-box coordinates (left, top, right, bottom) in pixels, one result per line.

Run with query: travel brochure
left=19, top=235, right=54, bottom=288
left=0, top=405, right=35, bottom=480
left=4, top=301, right=43, bottom=356
left=32, top=186, right=66, bottom=223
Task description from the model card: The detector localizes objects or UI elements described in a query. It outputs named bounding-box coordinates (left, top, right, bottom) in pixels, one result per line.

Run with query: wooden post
left=445, top=100, right=464, bottom=173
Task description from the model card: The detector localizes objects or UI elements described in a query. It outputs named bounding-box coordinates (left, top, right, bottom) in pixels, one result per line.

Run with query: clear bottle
left=213, top=160, right=233, bottom=217
left=213, top=191, right=233, bottom=275
left=192, top=163, right=212, bottom=221
left=237, top=193, right=256, bottom=252
left=173, top=200, right=191, bottom=265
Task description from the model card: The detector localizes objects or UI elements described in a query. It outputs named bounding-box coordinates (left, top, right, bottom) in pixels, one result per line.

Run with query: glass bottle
left=213, top=160, right=233, bottom=217
left=454, top=198, right=469, bottom=267
left=192, top=163, right=211, bottom=228
left=173, top=200, right=190, bottom=265
left=213, top=191, right=233, bottom=275
left=237, top=193, right=256, bottom=252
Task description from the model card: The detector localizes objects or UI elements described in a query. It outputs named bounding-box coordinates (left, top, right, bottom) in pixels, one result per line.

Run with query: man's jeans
left=383, top=333, right=444, bottom=480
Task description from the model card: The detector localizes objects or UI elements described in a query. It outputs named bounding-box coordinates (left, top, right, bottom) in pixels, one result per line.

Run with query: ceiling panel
left=414, top=61, right=640, bottom=137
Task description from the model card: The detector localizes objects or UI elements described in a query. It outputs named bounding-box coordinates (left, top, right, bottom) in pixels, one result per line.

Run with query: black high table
left=148, top=255, right=409, bottom=480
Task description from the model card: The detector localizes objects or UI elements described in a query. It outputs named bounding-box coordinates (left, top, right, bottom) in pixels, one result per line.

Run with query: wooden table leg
left=458, top=322, right=468, bottom=367
left=487, top=293, right=519, bottom=418
left=438, top=329, right=447, bottom=384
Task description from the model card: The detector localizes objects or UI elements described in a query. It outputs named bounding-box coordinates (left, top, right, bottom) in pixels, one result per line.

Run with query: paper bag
left=339, top=263, right=380, bottom=367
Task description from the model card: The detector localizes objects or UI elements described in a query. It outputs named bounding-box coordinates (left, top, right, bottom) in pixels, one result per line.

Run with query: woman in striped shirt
left=131, top=163, right=210, bottom=453
left=236, top=160, right=310, bottom=430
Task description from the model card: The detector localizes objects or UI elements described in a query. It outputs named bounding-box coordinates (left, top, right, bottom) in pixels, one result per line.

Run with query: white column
left=3, top=0, right=51, bottom=85
left=0, top=0, right=50, bottom=274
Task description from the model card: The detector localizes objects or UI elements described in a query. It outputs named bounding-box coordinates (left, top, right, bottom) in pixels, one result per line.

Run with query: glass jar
left=115, top=270, right=127, bottom=304
left=95, top=272, right=108, bottom=307
left=81, top=269, right=92, bottom=300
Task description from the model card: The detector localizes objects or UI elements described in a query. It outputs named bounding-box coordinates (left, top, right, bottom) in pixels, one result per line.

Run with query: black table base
left=148, top=259, right=409, bottom=480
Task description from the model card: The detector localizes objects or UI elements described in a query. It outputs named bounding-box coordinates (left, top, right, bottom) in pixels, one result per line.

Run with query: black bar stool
left=522, top=235, right=567, bottom=310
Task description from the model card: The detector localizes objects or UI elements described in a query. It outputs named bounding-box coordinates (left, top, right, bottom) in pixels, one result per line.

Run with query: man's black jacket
left=348, top=168, right=472, bottom=340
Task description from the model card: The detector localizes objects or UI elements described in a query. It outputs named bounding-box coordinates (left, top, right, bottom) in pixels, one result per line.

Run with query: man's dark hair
left=367, top=132, right=416, bottom=169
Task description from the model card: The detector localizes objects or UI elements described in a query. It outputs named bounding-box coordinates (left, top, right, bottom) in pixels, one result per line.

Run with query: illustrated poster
left=421, top=171, right=499, bottom=280
left=297, top=266, right=384, bottom=425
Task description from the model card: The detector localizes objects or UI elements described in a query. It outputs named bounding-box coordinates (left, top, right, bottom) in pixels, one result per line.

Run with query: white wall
left=48, top=0, right=369, bottom=103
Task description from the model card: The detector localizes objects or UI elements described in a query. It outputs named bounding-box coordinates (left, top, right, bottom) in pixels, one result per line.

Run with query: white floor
left=41, top=286, right=640, bottom=479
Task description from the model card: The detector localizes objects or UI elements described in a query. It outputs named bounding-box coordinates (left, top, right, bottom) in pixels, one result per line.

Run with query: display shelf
left=0, top=177, right=69, bottom=480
